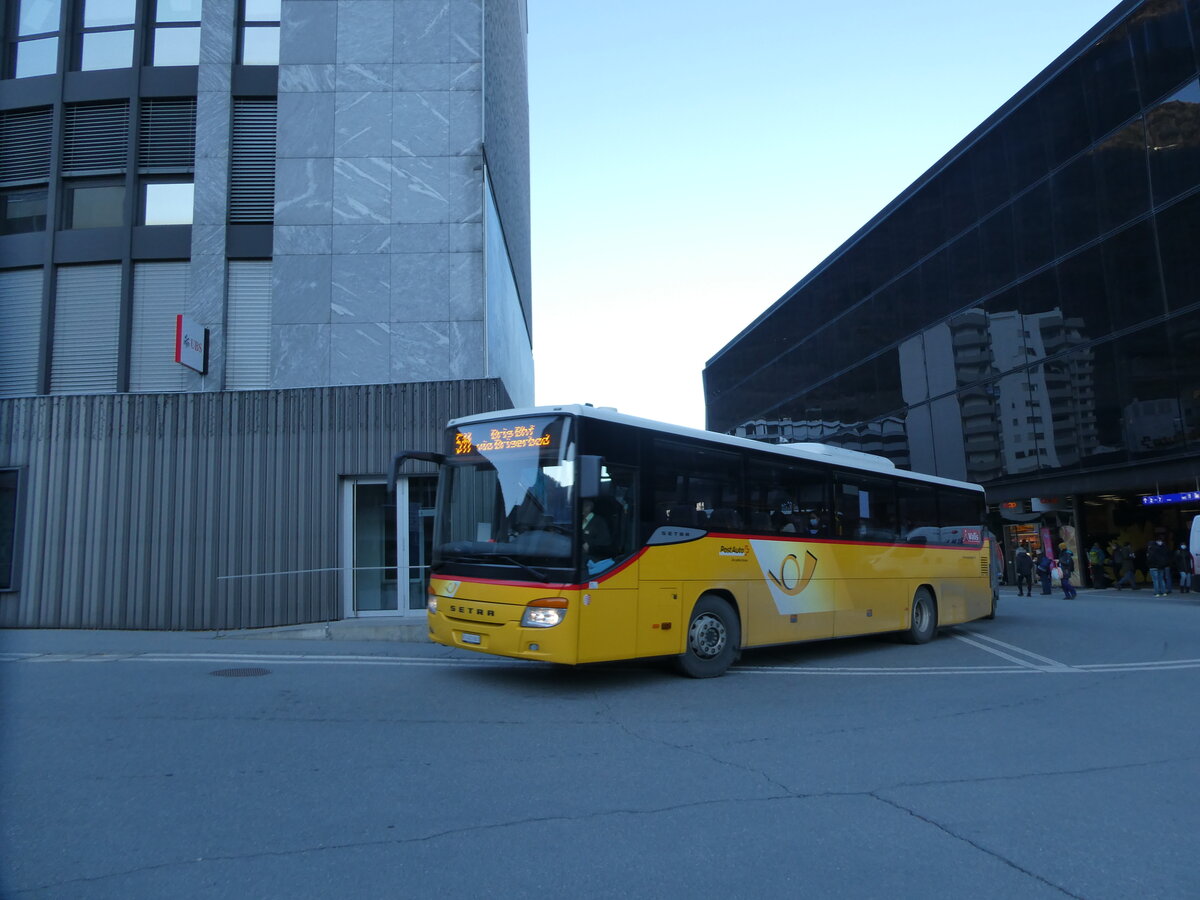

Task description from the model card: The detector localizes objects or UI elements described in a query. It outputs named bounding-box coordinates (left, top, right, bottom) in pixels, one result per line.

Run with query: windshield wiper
left=438, top=551, right=554, bottom=583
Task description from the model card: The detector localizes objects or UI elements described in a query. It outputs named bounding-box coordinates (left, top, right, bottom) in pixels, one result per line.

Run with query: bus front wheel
left=677, top=594, right=740, bottom=678
left=902, top=588, right=937, bottom=644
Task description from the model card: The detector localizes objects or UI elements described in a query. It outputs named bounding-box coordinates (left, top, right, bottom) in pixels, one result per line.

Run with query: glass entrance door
left=343, top=476, right=436, bottom=617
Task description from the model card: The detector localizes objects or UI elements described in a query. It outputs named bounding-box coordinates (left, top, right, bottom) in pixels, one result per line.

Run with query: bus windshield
left=434, top=415, right=576, bottom=580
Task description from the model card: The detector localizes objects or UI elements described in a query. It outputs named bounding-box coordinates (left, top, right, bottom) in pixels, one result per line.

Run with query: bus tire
left=902, top=587, right=937, bottom=644
left=985, top=590, right=998, bottom=620
left=677, top=594, right=740, bottom=678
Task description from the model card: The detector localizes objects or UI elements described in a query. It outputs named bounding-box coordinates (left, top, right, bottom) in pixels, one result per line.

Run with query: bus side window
left=897, top=481, right=938, bottom=543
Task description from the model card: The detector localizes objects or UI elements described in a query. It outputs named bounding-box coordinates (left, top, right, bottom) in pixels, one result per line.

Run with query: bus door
left=576, top=463, right=641, bottom=663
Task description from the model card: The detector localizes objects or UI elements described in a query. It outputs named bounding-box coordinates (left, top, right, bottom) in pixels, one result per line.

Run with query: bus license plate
left=461, top=633, right=481, bottom=645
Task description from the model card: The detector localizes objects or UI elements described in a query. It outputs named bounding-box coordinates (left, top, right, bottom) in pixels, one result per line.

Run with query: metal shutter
left=0, top=107, right=53, bottom=185
left=50, top=264, right=121, bottom=394
left=0, top=268, right=44, bottom=397
left=225, top=260, right=272, bottom=389
left=62, top=101, right=130, bottom=175
left=130, top=262, right=190, bottom=392
left=228, top=99, right=276, bottom=224
left=138, top=98, right=197, bottom=171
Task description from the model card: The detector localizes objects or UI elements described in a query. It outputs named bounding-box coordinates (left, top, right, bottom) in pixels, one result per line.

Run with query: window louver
left=229, top=99, right=277, bottom=224
left=62, top=101, right=130, bottom=175
left=130, top=262, right=191, bottom=392
left=0, top=268, right=44, bottom=398
left=225, top=260, right=272, bottom=390
left=50, top=265, right=121, bottom=395
left=138, top=99, right=197, bottom=171
left=0, top=107, right=53, bottom=185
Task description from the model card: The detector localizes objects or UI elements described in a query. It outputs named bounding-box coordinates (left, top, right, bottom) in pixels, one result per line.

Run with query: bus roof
left=447, top=405, right=985, bottom=495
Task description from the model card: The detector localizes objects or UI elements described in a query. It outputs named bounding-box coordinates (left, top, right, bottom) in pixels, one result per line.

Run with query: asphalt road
left=2, top=587, right=1198, bottom=899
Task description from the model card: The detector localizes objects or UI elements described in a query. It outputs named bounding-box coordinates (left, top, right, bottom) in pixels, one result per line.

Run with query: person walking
left=1036, top=551, right=1054, bottom=595
left=1059, top=543, right=1078, bottom=599
left=1014, top=543, right=1033, bottom=596
left=1114, top=541, right=1138, bottom=590
left=1088, top=542, right=1106, bottom=588
left=1147, top=537, right=1172, bottom=597
left=1175, top=544, right=1194, bottom=594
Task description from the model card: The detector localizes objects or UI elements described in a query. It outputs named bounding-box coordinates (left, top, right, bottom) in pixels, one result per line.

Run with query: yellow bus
left=395, top=405, right=996, bottom=677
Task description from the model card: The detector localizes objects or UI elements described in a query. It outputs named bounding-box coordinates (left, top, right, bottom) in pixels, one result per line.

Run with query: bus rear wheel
left=677, top=594, right=740, bottom=678
left=902, top=587, right=937, bottom=644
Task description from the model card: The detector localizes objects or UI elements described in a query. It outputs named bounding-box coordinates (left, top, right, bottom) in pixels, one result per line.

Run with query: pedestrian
left=1088, top=541, right=1106, bottom=588
left=1059, top=542, right=1077, bottom=599
left=1014, top=543, right=1033, bottom=596
left=1036, top=551, right=1054, bottom=595
left=1147, top=537, right=1172, bottom=597
left=1175, top=544, right=1194, bottom=594
left=1114, top=541, right=1137, bottom=590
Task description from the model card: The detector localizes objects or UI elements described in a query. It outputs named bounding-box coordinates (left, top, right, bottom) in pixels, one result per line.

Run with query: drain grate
left=210, top=667, right=271, bottom=677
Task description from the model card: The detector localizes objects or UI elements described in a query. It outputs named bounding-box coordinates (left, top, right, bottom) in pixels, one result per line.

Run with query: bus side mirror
left=580, top=455, right=603, bottom=499
left=389, top=451, right=445, bottom=495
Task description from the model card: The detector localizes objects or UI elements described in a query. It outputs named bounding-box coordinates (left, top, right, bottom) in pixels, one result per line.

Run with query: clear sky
left=526, top=0, right=1122, bottom=428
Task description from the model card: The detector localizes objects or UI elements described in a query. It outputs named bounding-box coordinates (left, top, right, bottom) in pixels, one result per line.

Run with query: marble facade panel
left=274, top=225, right=333, bottom=255
left=280, top=2, right=338, bottom=65
left=272, top=254, right=332, bottom=323
left=449, top=0, right=483, bottom=63
left=447, top=156, right=483, bottom=223
left=331, top=323, right=391, bottom=384
left=449, top=320, right=486, bottom=380
left=336, top=1, right=394, bottom=65
left=337, top=63, right=392, bottom=91
left=394, top=2, right=451, bottom=64
left=278, top=92, right=336, bottom=157
left=333, top=157, right=393, bottom=224
left=332, top=254, right=391, bottom=323
left=391, top=253, right=449, bottom=321
left=394, top=63, right=451, bottom=92
left=194, top=91, right=231, bottom=159
left=392, top=223, right=450, bottom=254
left=448, top=90, right=482, bottom=156
left=392, top=157, right=451, bottom=224
left=278, top=64, right=337, bottom=92
left=391, top=92, right=450, bottom=158
left=198, top=0, right=235, bottom=65
left=335, top=92, right=393, bottom=157
left=272, top=324, right=331, bottom=388
left=391, top=321, right=450, bottom=383
left=448, top=251, right=483, bottom=321
left=275, top=158, right=334, bottom=225
left=333, top=225, right=392, bottom=254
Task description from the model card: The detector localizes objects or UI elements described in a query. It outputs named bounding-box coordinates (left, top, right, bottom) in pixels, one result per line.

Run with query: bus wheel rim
left=690, top=613, right=726, bottom=659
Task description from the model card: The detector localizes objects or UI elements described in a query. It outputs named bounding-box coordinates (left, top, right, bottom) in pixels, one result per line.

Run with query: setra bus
left=393, top=405, right=996, bottom=677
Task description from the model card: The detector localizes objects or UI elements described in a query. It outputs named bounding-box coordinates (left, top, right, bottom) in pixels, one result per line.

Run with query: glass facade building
left=704, top=0, right=1200, bottom=578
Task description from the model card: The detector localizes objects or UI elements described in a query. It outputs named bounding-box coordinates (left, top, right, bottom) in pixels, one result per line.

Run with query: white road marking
left=951, top=630, right=1075, bottom=672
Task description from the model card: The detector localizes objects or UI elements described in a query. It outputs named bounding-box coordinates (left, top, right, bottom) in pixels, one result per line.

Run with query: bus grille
left=981, top=557, right=990, bottom=577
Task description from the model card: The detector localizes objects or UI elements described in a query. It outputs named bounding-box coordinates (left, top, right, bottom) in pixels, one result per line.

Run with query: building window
left=0, top=268, right=44, bottom=398
left=226, top=260, right=272, bottom=389
left=150, top=0, right=200, bottom=66
left=240, top=0, right=281, bottom=66
left=0, top=186, right=48, bottom=233
left=78, top=0, right=136, bottom=72
left=64, top=180, right=125, bottom=228
left=129, top=261, right=190, bottom=391
left=9, top=0, right=62, bottom=78
left=0, top=469, right=20, bottom=591
left=140, top=179, right=192, bottom=224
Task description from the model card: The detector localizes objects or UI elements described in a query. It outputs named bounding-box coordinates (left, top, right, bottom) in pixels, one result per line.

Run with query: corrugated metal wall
left=0, top=379, right=509, bottom=630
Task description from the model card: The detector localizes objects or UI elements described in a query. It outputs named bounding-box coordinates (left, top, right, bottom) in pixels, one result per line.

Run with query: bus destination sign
left=452, top=419, right=560, bottom=458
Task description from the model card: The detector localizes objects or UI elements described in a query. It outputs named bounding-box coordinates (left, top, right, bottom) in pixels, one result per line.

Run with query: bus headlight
left=427, top=596, right=439, bottom=615
left=521, top=599, right=568, bottom=628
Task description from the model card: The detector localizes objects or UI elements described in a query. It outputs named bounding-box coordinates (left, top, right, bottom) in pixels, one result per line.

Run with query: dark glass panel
left=1081, top=24, right=1141, bottom=141
left=1006, top=100, right=1050, bottom=196
left=1129, top=0, right=1196, bottom=105
left=918, top=250, right=949, bottom=321
left=939, top=156, right=979, bottom=239
left=1050, top=151, right=1100, bottom=256
left=1146, top=80, right=1200, bottom=205
left=1157, top=190, right=1200, bottom=313
left=1083, top=342, right=1127, bottom=466
left=67, top=183, right=125, bottom=228
left=1167, top=309, right=1200, bottom=450
left=1055, top=244, right=1112, bottom=340
left=1114, top=321, right=1186, bottom=455
left=1093, top=117, right=1150, bottom=232
left=905, top=179, right=945, bottom=264
left=1040, top=60, right=1091, bottom=170
left=977, top=205, right=1017, bottom=293
left=947, top=226, right=984, bottom=307
left=971, top=132, right=1009, bottom=219
left=1012, top=268, right=1062, bottom=327
left=1101, top=221, right=1167, bottom=330
left=1012, top=180, right=1054, bottom=274
left=1, top=187, right=48, bottom=234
